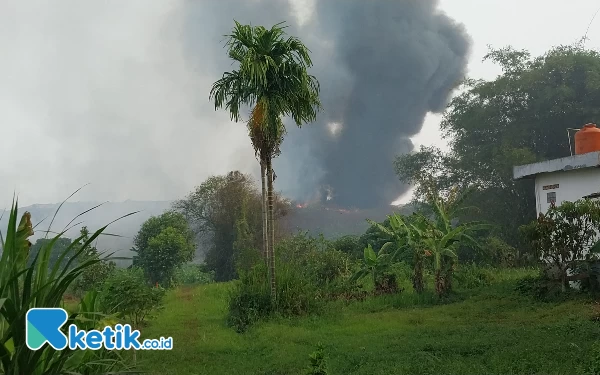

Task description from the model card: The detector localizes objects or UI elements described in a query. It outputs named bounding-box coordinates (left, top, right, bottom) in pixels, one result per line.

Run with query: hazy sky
left=1, top=0, right=599, bottom=207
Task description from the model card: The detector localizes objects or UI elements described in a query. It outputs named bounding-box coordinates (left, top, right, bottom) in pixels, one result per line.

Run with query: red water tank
left=575, top=124, right=600, bottom=155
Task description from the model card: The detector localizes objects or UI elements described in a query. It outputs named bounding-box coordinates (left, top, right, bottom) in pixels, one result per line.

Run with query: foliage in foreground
left=0, top=199, right=134, bottom=374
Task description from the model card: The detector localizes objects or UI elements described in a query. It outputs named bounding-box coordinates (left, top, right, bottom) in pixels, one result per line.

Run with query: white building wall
left=534, top=168, right=600, bottom=216
left=534, top=168, right=600, bottom=281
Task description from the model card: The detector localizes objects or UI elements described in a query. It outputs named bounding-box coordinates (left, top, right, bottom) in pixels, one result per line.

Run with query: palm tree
left=210, top=21, right=321, bottom=300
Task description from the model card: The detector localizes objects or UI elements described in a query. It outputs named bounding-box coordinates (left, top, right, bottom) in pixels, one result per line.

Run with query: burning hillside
left=282, top=200, right=414, bottom=239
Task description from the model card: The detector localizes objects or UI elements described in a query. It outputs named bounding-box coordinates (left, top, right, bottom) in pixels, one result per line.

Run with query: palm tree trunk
left=260, top=159, right=269, bottom=267
left=266, top=156, right=277, bottom=301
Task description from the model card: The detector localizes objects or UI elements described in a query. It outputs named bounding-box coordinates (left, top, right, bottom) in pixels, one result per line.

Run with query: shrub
left=453, top=263, right=495, bottom=289
left=100, top=267, right=165, bottom=327
left=226, top=233, right=353, bottom=332
left=305, top=343, right=328, bottom=375
left=226, top=263, right=274, bottom=333
left=580, top=341, right=600, bottom=375
left=515, top=273, right=568, bottom=302
left=174, top=263, right=215, bottom=285
left=520, top=199, right=600, bottom=291
left=332, top=235, right=363, bottom=259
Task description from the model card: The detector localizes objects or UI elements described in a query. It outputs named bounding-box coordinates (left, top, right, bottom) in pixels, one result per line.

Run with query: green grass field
left=127, top=269, right=600, bottom=375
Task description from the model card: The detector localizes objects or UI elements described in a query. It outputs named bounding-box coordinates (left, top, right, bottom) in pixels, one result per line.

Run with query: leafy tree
left=210, top=21, right=321, bottom=300
left=395, top=44, right=600, bottom=252
left=520, top=199, right=600, bottom=291
left=28, top=237, right=74, bottom=270
left=173, top=171, right=289, bottom=281
left=132, top=211, right=195, bottom=286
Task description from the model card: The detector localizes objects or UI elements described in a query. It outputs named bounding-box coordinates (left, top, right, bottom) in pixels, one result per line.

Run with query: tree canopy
left=395, top=44, right=600, bottom=252
left=132, top=211, right=195, bottom=286
left=173, top=171, right=290, bottom=281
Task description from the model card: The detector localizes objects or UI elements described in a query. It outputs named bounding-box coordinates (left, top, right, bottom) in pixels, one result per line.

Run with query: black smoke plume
left=185, top=0, right=471, bottom=209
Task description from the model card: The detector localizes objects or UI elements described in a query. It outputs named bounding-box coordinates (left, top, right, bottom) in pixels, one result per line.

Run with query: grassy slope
left=135, top=271, right=600, bottom=375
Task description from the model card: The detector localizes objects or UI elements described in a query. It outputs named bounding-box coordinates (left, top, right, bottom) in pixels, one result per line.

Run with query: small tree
left=133, top=211, right=196, bottom=287
left=520, top=199, right=600, bottom=291
left=100, top=267, right=165, bottom=327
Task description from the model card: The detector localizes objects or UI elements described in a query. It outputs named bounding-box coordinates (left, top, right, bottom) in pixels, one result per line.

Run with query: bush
left=515, top=273, right=568, bottom=302
left=226, top=233, right=354, bottom=332
left=519, top=199, right=600, bottom=290
left=226, top=263, right=274, bottom=333
left=174, top=263, right=215, bottom=285
left=458, top=236, right=518, bottom=267
left=132, top=211, right=196, bottom=287
left=332, top=235, right=363, bottom=259
left=453, top=263, right=495, bottom=289
left=579, top=340, right=600, bottom=374
left=100, top=267, right=165, bottom=327
left=305, top=344, right=328, bottom=375
left=276, top=232, right=353, bottom=286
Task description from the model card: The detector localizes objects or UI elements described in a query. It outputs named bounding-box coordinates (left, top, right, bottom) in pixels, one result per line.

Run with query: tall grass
left=0, top=197, right=138, bottom=374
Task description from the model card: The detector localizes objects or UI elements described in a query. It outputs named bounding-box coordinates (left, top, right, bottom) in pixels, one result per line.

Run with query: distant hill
left=0, top=199, right=413, bottom=267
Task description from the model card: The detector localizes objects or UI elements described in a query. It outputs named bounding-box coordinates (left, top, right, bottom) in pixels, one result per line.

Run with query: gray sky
left=1, top=0, right=599, bottom=207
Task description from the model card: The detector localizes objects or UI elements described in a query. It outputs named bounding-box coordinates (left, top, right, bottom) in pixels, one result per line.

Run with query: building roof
left=513, top=151, right=600, bottom=180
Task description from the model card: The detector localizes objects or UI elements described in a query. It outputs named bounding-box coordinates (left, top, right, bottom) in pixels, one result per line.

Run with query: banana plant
left=350, top=244, right=396, bottom=286
left=410, top=190, right=489, bottom=297
left=366, top=213, right=428, bottom=293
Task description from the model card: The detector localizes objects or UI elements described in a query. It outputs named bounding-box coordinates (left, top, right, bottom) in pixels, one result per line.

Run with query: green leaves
left=210, top=21, right=322, bottom=160
left=133, top=211, right=196, bottom=287
left=363, top=245, right=377, bottom=267
left=0, top=198, right=135, bottom=375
